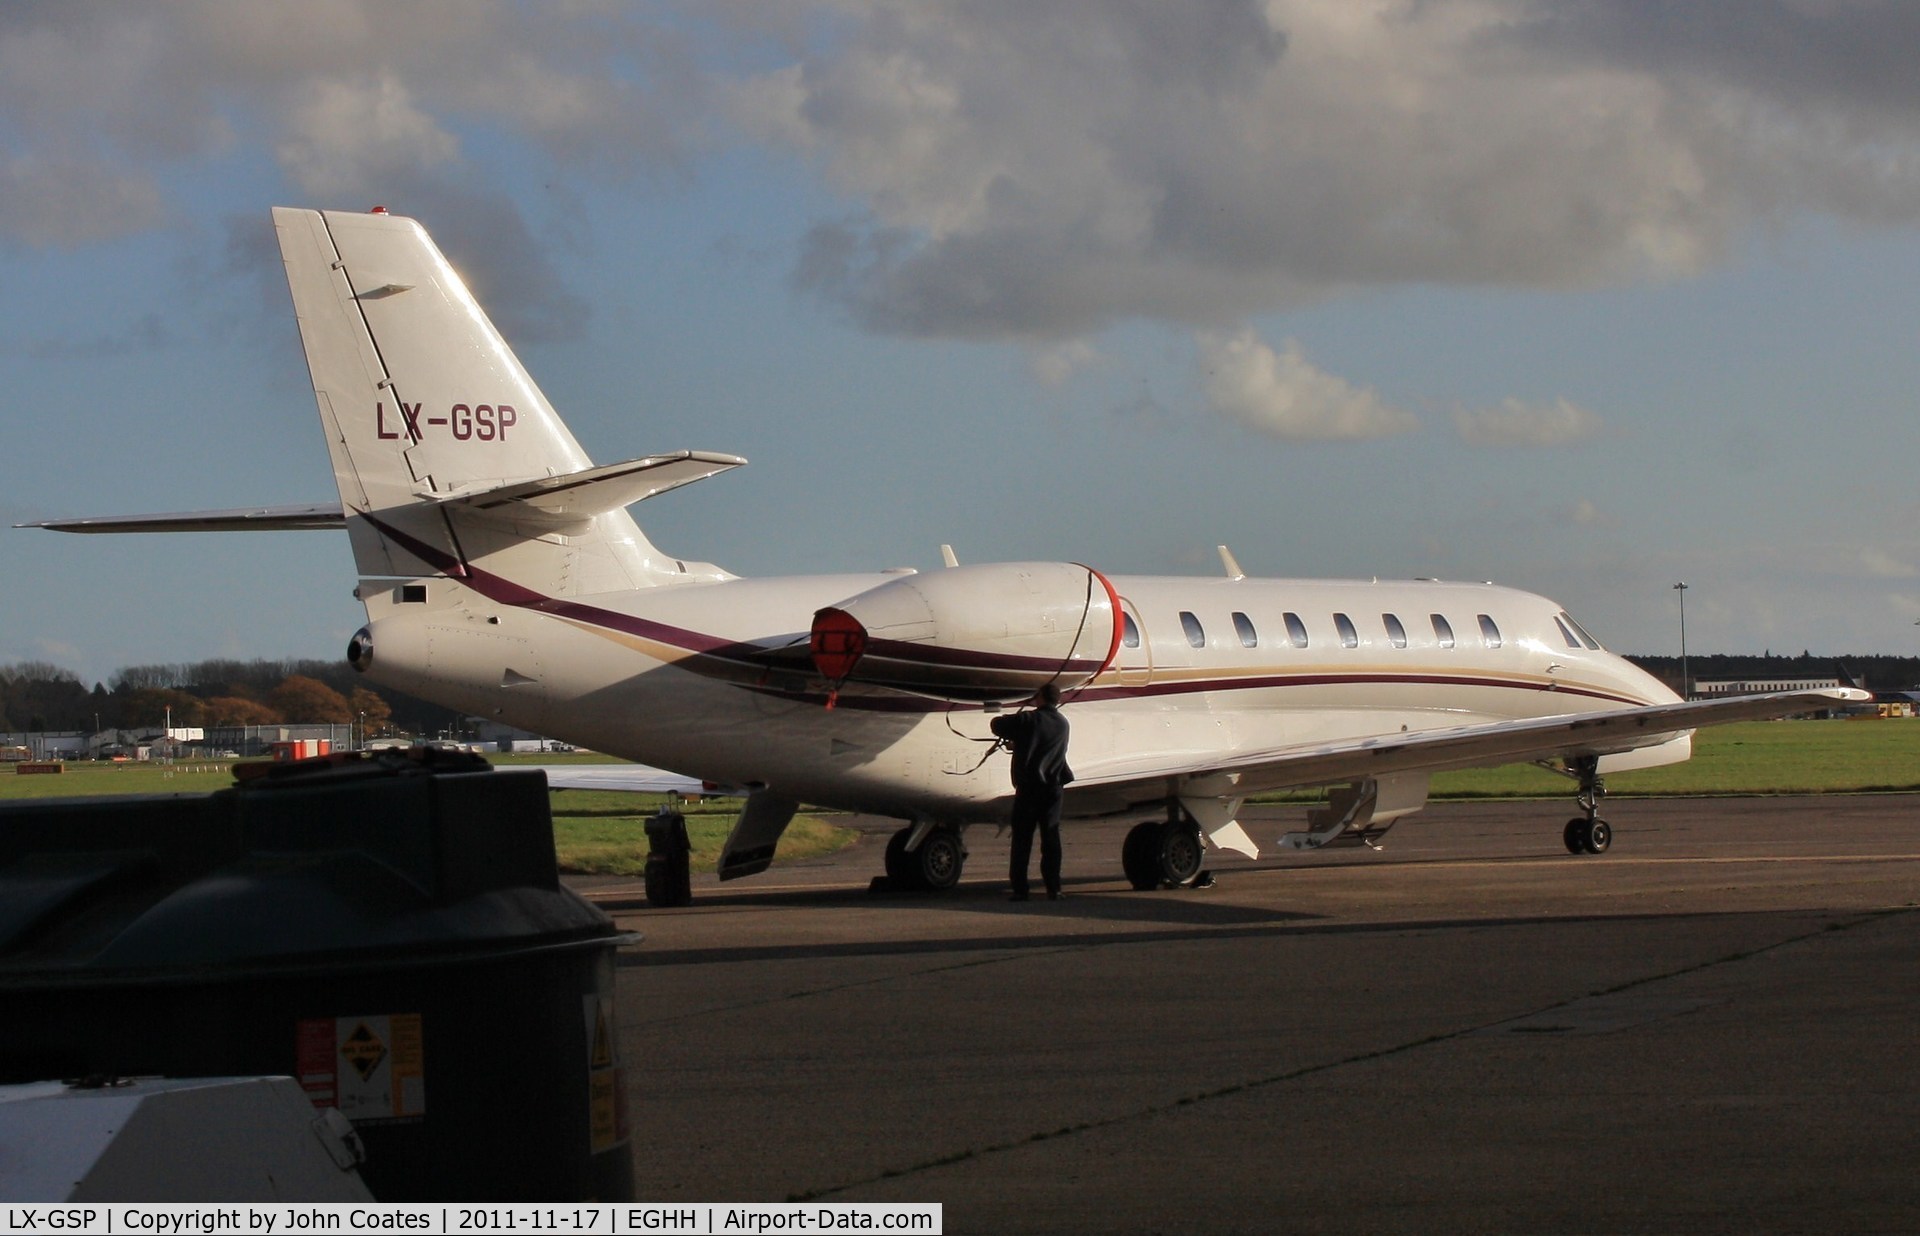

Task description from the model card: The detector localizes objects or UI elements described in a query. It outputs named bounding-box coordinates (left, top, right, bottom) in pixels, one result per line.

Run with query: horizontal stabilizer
left=19, top=504, right=345, bottom=534
left=19, top=453, right=743, bottom=536
left=440, top=451, right=746, bottom=527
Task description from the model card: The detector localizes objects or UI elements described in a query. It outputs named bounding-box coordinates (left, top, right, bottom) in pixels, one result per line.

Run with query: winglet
left=940, top=544, right=960, bottom=568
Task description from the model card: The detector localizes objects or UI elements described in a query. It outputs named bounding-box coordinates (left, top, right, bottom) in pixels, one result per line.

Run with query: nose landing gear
left=1560, top=755, right=1611, bottom=855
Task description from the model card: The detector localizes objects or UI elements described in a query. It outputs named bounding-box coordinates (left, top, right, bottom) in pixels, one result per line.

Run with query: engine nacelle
left=810, top=562, right=1122, bottom=702
left=344, top=614, right=549, bottom=726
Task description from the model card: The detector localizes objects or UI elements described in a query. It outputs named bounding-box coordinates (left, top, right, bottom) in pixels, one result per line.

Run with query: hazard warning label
left=585, top=995, right=629, bottom=1153
left=341, top=1021, right=388, bottom=1081
left=297, top=1013, right=426, bottom=1123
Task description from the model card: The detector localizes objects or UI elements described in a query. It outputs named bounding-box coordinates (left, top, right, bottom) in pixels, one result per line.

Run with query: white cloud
left=1570, top=498, right=1602, bottom=527
left=1028, top=340, right=1100, bottom=387
left=9, top=1, right=1920, bottom=350
left=276, top=76, right=460, bottom=198
left=737, top=0, right=1920, bottom=340
left=1860, top=547, right=1918, bottom=579
left=0, top=156, right=165, bottom=249
left=1197, top=330, right=1418, bottom=441
left=1454, top=397, right=1606, bottom=447
left=1888, top=594, right=1920, bottom=624
left=0, top=6, right=644, bottom=345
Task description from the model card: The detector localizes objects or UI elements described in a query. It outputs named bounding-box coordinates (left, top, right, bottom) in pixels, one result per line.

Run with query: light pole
left=1673, top=582, right=1690, bottom=699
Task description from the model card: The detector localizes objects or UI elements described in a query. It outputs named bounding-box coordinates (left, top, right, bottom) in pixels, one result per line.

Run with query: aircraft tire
left=1563, top=818, right=1587, bottom=854
left=1583, top=819, right=1612, bottom=855
left=915, top=827, right=966, bottom=891
left=1156, top=822, right=1204, bottom=887
left=1122, top=822, right=1161, bottom=890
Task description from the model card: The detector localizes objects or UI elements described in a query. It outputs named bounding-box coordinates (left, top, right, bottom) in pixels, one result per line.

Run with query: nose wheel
left=1563, top=816, right=1612, bottom=854
left=1560, top=755, right=1611, bottom=855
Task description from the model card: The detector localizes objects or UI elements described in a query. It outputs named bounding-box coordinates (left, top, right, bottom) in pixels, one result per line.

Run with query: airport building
left=1691, top=677, right=1847, bottom=696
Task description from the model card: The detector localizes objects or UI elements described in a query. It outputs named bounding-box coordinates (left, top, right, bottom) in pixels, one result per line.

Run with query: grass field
left=1429, top=717, right=1920, bottom=799
left=5, top=720, right=1916, bottom=874
left=0, top=755, right=853, bottom=876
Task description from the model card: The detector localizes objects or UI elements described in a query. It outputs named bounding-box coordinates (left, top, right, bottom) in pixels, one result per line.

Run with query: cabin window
left=1383, top=613, right=1408, bottom=648
left=400, top=584, right=428, bottom=603
left=1284, top=612, right=1309, bottom=648
left=1180, top=611, right=1206, bottom=648
left=1478, top=614, right=1502, bottom=648
left=1334, top=613, right=1359, bottom=648
left=1232, top=611, right=1258, bottom=648
left=1553, top=615, right=1583, bottom=649
left=1431, top=614, right=1455, bottom=648
left=1122, top=612, right=1141, bottom=649
left=1561, top=611, right=1604, bottom=650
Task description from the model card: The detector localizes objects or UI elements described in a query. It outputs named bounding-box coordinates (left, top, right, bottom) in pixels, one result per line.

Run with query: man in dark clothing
left=991, top=681, right=1073, bottom=901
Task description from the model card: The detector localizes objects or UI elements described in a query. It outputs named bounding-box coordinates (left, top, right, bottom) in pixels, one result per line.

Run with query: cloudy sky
left=6, top=0, right=1920, bottom=686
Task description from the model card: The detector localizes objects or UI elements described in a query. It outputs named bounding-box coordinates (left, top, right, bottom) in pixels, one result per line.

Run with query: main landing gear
left=1561, top=755, right=1612, bottom=855
left=1121, top=811, right=1205, bottom=890
left=883, top=823, right=967, bottom=891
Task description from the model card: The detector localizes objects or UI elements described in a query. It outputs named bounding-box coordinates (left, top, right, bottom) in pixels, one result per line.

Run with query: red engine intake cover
left=810, top=607, right=868, bottom=682
left=808, top=562, right=1122, bottom=702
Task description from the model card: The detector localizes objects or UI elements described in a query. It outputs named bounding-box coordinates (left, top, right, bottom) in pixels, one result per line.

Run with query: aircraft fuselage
left=353, top=568, right=1678, bottom=824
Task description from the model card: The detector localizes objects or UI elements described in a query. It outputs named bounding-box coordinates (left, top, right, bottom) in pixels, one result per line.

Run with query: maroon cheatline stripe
left=751, top=671, right=1648, bottom=712
left=1070, top=671, right=1644, bottom=708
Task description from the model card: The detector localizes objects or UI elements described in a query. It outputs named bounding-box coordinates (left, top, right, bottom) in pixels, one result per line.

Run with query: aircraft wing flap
left=19, top=504, right=346, bottom=533
left=1070, top=688, right=1868, bottom=802
left=440, top=451, right=746, bottom=524
left=718, top=790, right=801, bottom=881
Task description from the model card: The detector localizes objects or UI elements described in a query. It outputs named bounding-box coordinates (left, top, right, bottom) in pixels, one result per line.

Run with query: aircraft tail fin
left=273, top=206, right=729, bottom=592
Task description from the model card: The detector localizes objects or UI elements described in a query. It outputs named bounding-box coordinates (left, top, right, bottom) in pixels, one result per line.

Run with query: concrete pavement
left=586, top=796, right=1920, bottom=1232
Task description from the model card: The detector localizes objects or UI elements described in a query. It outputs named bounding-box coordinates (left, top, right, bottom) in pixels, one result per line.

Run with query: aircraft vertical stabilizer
left=273, top=206, right=686, bottom=593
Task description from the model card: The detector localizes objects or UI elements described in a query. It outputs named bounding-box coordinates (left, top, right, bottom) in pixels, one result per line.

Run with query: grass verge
left=0, top=757, right=855, bottom=876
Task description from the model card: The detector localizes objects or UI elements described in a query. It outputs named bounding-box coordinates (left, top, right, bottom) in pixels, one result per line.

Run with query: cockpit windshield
left=1559, top=611, right=1604, bottom=651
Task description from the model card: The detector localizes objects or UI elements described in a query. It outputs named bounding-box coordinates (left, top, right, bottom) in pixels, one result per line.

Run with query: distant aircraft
left=26, top=207, right=1865, bottom=893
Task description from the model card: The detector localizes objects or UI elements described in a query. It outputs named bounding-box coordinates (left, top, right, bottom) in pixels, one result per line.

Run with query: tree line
left=1627, top=652, right=1920, bottom=692
left=0, top=658, right=463, bottom=735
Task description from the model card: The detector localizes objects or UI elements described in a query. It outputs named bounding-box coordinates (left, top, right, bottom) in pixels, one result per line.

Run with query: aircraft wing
left=1070, top=687, right=1870, bottom=805
left=523, top=764, right=712, bottom=795
left=18, top=504, right=346, bottom=533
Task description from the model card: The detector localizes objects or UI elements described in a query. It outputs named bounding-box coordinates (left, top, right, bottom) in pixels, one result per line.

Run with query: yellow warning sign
left=585, top=995, right=627, bottom=1153
left=590, top=1002, right=613, bottom=1069
left=590, top=1070, right=618, bottom=1151
left=340, top=1022, right=387, bottom=1082
left=389, top=1012, right=425, bottom=1119
left=330, top=1013, right=425, bottom=1124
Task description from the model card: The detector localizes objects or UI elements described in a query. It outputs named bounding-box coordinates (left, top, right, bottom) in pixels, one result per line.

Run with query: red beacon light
left=369, top=205, right=389, bottom=215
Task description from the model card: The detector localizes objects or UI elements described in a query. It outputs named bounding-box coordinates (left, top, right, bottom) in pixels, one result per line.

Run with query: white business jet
left=27, top=207, right=1865, bottom=893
